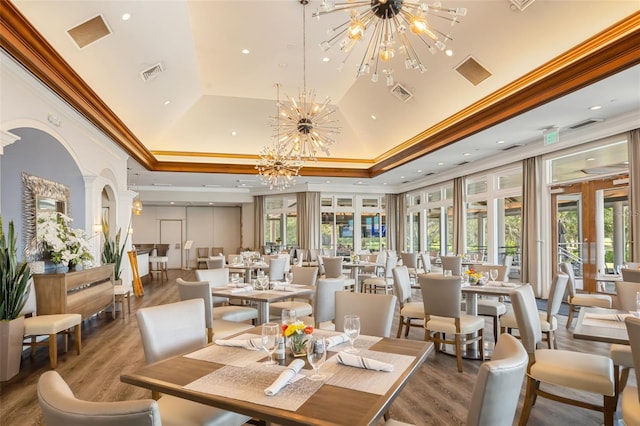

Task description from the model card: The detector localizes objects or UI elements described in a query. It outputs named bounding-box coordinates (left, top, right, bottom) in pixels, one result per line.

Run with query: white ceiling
left=10, top=0, right=640, bottom=199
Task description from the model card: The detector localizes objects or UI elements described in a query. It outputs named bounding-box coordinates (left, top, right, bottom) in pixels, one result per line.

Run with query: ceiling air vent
left=568, top=118, right=604, bottom=130
left=424, top=172, right=435, bottom=177
left=502, top=144, right=522, bottom=151
left=455, top=56, right=491, bottom=86
left=67, top=15, right=111, bottom=49
left=457, top=161, right=470, bottom=166
left=140, top=63, right=164, bottom=82
left=510, top=0, right=536, bottom=11
left=390, top=83, right=413, bottom=103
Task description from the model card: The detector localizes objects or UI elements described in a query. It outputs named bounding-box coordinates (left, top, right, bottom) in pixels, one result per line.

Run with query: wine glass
left=480, top=271, right=489, bottom=285
left=490, top=269, right=499, bottom=283
left=261, top=323, right=279, bottom=366
left=258, top=276, right=269, bottom=292
left=306, top=336, right=327, bottom=381
left=343, top=315, right=360, bottom=353
left=285, top=271, right=293, bottom=285
left=282, top=309, right=297, bottom=326
left=231, top=273, right=240, bottom=287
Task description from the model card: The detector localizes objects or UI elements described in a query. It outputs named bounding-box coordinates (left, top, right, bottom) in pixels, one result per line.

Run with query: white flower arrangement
left=37, top=212, right=93, bottom=267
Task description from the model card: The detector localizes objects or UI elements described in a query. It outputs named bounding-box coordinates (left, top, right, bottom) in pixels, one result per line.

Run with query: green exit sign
left=543, top=127, right=560, bottom=145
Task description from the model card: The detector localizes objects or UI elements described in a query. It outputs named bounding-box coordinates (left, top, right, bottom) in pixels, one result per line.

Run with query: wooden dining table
left=121, top=329, right=433, bottom=426
left=573, top=306, right=630, bottom=345
left=342, top=261, right=378, bottom=293
left=211, top=284, right=314, bottom=324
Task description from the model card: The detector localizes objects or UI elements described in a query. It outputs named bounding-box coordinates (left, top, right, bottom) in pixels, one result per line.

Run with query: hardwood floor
left=0, top=270, right=626, bottom=425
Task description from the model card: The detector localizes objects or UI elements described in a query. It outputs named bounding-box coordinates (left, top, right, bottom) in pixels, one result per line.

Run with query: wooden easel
left=128, top=251, right=144, bottom=297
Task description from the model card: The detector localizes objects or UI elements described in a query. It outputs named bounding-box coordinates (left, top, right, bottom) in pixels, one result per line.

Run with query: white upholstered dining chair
left=38, top=370, right=161, bottom=426
left=300, top=276, right=346, bottom=329
left=560, top=261, right=612, bottom=328
left=334, top=291, right=396, bottom=337
left=192, top=270, right=258, bottom=324
left=269, top=266, right=319, bottom=318
left=510, top=283, right=615, bottom=426
left=622, top=316, right=640, bottom=425
left=440, top=255, right=462, bottom=276
left=362, top=255, right=397, bottom=294
left=466, top=333, right=528, bottom=426
left=383, top=334, right=528, bottom=426
left=622, top=267, right=640, bottom=283
left=500, top=273, right=568, bottom=349
left=175, top=279, right=253, bottom=342
left=135, top=299, right=251, bottom=426
left=611, top=280, right=640, bottom=406
left=392, top=265, right=425, bottom=338
left=419, top=273, right=484, bottom=373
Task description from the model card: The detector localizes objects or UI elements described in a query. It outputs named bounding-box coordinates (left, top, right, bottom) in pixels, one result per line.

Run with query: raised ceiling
left=3, top=1, right=640, bottom=193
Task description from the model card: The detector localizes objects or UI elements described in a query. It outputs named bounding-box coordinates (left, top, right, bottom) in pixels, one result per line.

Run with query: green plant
left=101, top=217, right=129, bottom=281
left=0, top=216, right=31, bottom=321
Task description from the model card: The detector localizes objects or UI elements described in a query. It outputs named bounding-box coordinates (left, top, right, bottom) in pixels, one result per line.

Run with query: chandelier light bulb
left=314, top=0, right=466, bottom=83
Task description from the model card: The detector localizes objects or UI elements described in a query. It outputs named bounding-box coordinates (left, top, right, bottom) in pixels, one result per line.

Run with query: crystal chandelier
left=314, top=0, right=467, bottom=86
left=256, top=84, right=303, bottom=191
left=277, top=0, right=341, bottom=161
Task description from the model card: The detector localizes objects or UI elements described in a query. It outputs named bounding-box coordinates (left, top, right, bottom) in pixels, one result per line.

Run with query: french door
left=551, top=175, right=629, bottom=292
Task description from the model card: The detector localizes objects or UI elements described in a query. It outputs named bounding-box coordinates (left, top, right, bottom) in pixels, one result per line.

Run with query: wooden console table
left=32, top=264, right=115, bottom=320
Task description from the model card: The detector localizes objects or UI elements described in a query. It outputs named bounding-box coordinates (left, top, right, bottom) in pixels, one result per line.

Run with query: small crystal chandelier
left=314, top=0, right=467, bottom=86
left=277, top=0, right=341, bottom=161
left=257, top=84, right=303, bottom=191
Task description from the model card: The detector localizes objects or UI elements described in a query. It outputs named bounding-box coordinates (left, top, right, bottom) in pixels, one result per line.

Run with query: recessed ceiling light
left=437, top=162, right=444, bottom=166
left=400, top=176, right=405, bottom=179
left=169, top=201, right=175, bottom=205
left=417, top=169, right=423, bottom=173
left=496, top=140, right=505, bottom=144
left=589, top=105, right=602, bottom=111
left=445, top=49, right=453, bottom=56
left=371, top=115, right=377, bottom=120
left=231, top=131, right=237, bottom=136
left=463, top=152, right=471, bottom=156
left=241, top=49, right=250, bottom=55
left=121, top=13, right=131, bottom=21
left=382, top=182, right=387, bottom=185
left=208, top=202, right=213, bottom=205
left=586, top=157, right=595, bottom=161
left=326, top=180, right=331, bottom=183
left=164, top=100, right=170, bottom=105
left=357, top=181, right=363, bottom=185
left=322, top=57, right=330, bottom=62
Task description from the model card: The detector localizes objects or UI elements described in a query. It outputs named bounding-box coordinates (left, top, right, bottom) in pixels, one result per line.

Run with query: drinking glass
left=480, top=271, right=489, bottom=285
left=261, top=323, right=279, bottom=366
left=231, top=273, right=240, bottom=286
left=490, top=269, right=499, bottom=282
left=282, top=309, right=297, bottom=326
left=306, top=336, right=327, bottom=381
left=285, top=271, right=293, bottom=284
left=343, top=315, right=360, bottom=353
left=258, top=276, right=269, bottom=292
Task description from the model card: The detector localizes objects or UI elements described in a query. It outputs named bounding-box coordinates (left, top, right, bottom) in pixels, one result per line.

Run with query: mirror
left=22, top=173, right=70, bottom=261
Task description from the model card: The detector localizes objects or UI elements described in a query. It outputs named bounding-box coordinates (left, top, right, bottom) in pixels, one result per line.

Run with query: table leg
left=256, top=301, right=269, bottom=325
left=353, top=268, right=360, bottom=293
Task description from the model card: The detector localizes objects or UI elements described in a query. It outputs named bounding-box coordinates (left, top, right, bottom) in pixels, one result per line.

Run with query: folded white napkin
left=214, top=337, right=263, bottom=350
left=273, top=284, right=295, bottom=292
left=229, top=286, right=253, bottom=293
left=326, top=334, right=350, bottom=349
left=264, top=359, right=305, bottom=396
left=336, top=352, right=394, bottom=372
left=585, top=313, right=632, bottom=321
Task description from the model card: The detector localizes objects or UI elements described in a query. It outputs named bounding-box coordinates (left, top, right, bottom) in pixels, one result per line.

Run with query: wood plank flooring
left=0, top=270, right=626, bottom=425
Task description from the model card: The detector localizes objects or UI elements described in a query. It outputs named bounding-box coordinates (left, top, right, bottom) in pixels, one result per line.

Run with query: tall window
left=264, top=195, right=297, bottom=251
left=321, top=195, right=386, bottom=255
